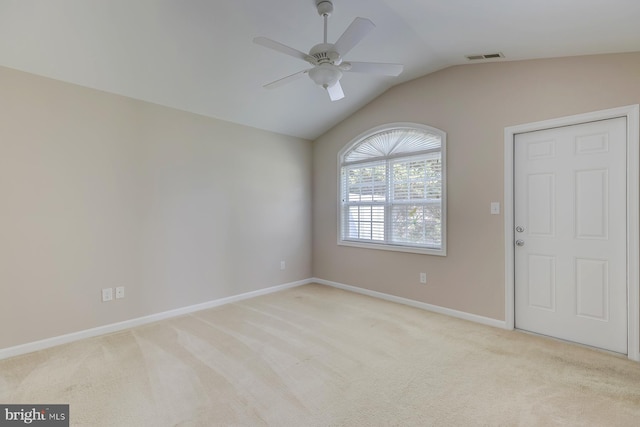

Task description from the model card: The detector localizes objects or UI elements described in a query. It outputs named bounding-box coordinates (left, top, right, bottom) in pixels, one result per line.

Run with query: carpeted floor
left=1, top=284, right=639, bottom=426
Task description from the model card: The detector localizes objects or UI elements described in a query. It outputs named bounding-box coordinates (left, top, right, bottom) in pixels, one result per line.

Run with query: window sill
left=338, top=240, right=446, bottom=256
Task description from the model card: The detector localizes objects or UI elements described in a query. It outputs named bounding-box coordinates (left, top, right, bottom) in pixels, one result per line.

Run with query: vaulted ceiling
left=1, top=0, right=639, bottom=140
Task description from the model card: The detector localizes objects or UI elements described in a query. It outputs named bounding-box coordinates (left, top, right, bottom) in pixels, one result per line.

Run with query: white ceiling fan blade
left=326, top=81, right=345, bottom=101
left=263, top=69, right=310, bottom=89
left=253, top=37, right=316, bottom=65
left=342, top=62, right=403, bottom=76
left=334, top=17, right=375, bottom=57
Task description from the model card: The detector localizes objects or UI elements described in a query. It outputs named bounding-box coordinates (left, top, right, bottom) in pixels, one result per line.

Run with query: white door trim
left=504, top=105, right=640, bottom=362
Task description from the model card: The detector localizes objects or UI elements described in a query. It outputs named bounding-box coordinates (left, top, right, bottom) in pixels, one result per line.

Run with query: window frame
left=337, top=123, right=447, bottom=256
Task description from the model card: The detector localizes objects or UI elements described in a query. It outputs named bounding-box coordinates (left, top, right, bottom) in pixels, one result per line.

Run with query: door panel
left=575, top=169, right=608, bottom=239
left=527, top=254, right=556, bottom=311
left=575, top=258, right=608, bottom=320
left=514, top=117, right=627, bottom=354
left=527, top=174, right=555, bottom=236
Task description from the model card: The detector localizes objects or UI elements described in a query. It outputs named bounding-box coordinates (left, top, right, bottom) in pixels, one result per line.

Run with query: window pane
left=345, top=206, right=359, bottom=239
left=426, top=158, right=442, bottom=200
left=346, top=163, right=386, bottom=202
left=359, top=221, right=372, bottom=239
left=392, top=155, right=441, bottom=202
left=372, top=206, right=385, bottom=241
left=391, top=204, right=441, bottom=248
left=343, top=205, right=386, bottom=241
left=372, top=221, right=385, bottom=241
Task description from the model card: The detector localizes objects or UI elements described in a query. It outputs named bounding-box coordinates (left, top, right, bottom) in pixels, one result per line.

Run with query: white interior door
left=514, top=117, right=628, bottom=354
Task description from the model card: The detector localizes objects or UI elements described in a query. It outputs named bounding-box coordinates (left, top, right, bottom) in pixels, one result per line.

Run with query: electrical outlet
left=420, top=273, right=427, bottom=284
left=102, top=288, right=113, bottom=302
left=280, top=261, right=286, bottom=270
left=115, top=286, right=125, bottom=299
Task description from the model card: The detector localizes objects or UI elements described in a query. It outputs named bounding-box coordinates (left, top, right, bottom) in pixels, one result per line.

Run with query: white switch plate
left=419, top=272, right=427, bottom=284
left=280, top=261, right=286, bottom=270
left=490, top=202, right=500, bottom=215
left=115, top=286, right=125, bottom=299
left=102, top=288, right=113, bottom=302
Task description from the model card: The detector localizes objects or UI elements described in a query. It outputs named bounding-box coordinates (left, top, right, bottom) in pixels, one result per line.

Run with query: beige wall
left=0, top=66, right=312, bottom=349
left=313, top=52, right=640, bottom=321
left=3, top=52, right=640, bottom=352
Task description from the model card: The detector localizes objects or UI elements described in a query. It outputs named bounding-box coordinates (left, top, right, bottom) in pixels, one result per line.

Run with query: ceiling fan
left=253, top=0, right=403, bottom=101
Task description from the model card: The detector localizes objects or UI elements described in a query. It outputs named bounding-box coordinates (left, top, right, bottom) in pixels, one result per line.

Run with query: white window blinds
left=339, top=124, right=446, bottom=255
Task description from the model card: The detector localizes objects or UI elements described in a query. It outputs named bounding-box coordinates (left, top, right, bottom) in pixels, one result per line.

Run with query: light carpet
left=1, top=284, right=639, bottom=426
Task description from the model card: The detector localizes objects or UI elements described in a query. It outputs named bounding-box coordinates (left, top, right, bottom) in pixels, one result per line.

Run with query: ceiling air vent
left=466, top=52, right=505, bottom=61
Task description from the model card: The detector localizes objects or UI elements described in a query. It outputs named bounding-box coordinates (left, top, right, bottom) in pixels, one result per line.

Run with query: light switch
left=490, top=202, right=500, bottom=215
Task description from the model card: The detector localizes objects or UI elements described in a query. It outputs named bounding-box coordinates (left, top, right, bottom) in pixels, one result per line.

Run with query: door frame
left=504, top=105, right=640, bottom=362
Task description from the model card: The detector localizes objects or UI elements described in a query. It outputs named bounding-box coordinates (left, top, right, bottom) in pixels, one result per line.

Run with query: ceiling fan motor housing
left=310, top=43, right=340, bottom=64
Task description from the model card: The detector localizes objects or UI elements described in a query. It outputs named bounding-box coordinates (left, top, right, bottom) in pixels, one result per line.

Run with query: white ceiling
left=1, top=0, right=639, bottom=140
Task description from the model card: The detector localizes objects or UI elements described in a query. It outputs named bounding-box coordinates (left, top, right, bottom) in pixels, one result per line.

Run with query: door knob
left=516, top=226, right=524, bottom=233
left=515, top=240, right=525, bottom=246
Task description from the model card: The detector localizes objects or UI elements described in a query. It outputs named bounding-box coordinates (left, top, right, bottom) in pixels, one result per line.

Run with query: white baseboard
left=0, top=277, right=508, bottom=361
left=313, top=278, right=508, bottom=329
left=0, top=278, right=312, bottom=361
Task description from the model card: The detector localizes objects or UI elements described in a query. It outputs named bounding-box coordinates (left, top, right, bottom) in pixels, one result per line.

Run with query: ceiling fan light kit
left=253, top=0, right=403, bottom=101
left=309, top=64, right=343, bottom=88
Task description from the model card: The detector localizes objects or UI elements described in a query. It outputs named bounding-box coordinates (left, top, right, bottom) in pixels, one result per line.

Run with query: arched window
left=338, top=123, right=446, bottom=255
